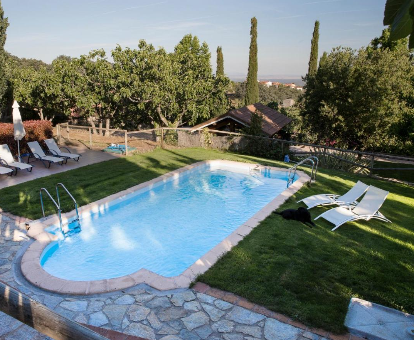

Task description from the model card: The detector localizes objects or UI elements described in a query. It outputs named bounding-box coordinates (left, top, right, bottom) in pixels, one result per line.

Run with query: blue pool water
left=41, top=163, right=294, bottom=280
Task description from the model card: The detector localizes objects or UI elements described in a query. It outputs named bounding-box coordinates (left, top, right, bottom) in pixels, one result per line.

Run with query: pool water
left=41, top=163, right=294, bottom=280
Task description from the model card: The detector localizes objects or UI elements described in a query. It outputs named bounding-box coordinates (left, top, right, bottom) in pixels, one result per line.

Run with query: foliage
left=243, top=110, right=264, bottom=136
left=245, top=17, right=259, bottom=105
left=201, top=127, right=212, bottom=148
left=384, top=0, right=414, bottom=48
left=216, top=46, right=224, bottom=76
left=0, top=0, right=9, bottom=113
left=307, top=20, right=320, bottom=76
left=301, top=41, right=414, bottom=154
left=0, top=120, right=53, bottom=154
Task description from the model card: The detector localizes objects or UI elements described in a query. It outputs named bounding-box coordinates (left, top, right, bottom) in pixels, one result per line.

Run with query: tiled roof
left=191, top=103, right=292, bottom=136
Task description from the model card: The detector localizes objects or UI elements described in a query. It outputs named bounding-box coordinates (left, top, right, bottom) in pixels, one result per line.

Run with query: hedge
left=0, top=120, right=53, bottom=156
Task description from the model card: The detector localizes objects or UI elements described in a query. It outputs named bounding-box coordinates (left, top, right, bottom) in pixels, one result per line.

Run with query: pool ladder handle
left=39, top=184, right=81, bottom=235
left=287, top=156, right=319, bottom=187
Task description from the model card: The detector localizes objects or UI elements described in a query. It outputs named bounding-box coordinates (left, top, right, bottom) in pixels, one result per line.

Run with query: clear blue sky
left=3, top=0, right=386, bottom=79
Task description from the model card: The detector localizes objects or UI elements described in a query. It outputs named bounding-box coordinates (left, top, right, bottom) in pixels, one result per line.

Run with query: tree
left=319, top=51, right=328, bottom=69
left=301, top=44, right=414, bottom=153
left=307, top=20, right=320, bottom=76
left=216, top=46, right=224, bottom=76
left=384, top=0, right=414, bottom=48
left=0, top=0, right=9, bottom=114
left=245, top=17, right=259, bottom=105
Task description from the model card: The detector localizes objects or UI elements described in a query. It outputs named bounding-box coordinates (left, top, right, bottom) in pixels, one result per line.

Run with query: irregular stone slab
left=181, top=311, right=210, bottom=331
left=212, top=320, right=235, bottom=333
left=88, top=300, right=105, bottom=313
left=43, top=296, right=64, bottom=310
left=168, top=320, right=184, bottom=331
left=114, top=295, right=135, bottom=305
left=171, top=291, right=196, bottom=306
left=74, top=313, right=88, bottom=324
left=148, top=311, right=162, bottom=330
left=264, top=318, right=300, bottom=340
left=214, top=300, right=234, bottom=310
left=122, top=317, right=130, bottom=330
left=124, top=322, right=156, bottom=340
left=179, top=329, right=201, bottom=340
left=0, top=312, right=21, bottom=336
left=89, top=311, right=109, bottom=327
left=223, top=334, right=244, bottom=340
left=147, top=296, right=172, bottom=309
left=103, top=305, right=128, bottom=327
left=184, top=301, right=202, bottom=312
left=159, top=336, right=183, bottom=340
left=128, top=305, right=151, bottom=322
left=201, top=303, right=225, bottom=322
left=135, top=293, right=155, bottom=304
left=158, top=307, right=187, bottom=322
left=226, top=306, right=265, bottom=325
left=157, top=324, right=179, bottom=335
left=235, top=325, right=262, bottom=338
left=195, top=324, right=213, bottom=339
left=60, top=300, right=88, bottom=312
left=196, top=293, right=216, bottom=304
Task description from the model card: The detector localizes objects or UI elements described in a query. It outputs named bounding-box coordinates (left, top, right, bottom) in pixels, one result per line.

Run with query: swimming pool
left=22, top=160, right=309, bottom=293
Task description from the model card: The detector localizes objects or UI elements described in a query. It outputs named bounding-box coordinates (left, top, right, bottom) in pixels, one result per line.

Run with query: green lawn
left=1, top=148, right=413, bottom=334
left=373, top=160, right=414, bottom=183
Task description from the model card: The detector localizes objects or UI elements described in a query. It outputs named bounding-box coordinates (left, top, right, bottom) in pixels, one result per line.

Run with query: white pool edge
left=21, top=160, right=310, bottom=295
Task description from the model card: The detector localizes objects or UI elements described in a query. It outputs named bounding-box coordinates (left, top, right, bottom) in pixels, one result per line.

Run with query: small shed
left=191, top=103, right=292, bottom=137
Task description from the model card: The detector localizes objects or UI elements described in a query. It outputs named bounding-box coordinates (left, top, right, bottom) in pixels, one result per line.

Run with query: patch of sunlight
left=80, top=223, right=97, bottom=241
left=367, top=249, right=385, bottom=259
left=110, top=224, right=136, bottom=250
left=13, top=230, right=27, bottom=242
left=357, top=224, right=414, bottom=252
left=4, top=225, right=11, bottom=237
left=340, top=246, right=359, bottom=256
left=398, top=261, right=414, bottom=273
left=18, top=192, right=29, bottom=204
left=144, top=228, right=164, bottom=250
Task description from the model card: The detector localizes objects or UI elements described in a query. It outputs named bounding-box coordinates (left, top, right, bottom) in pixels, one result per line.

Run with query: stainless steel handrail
left=287, top=156, right=319, bottom=187
left=40, top=188, right=62, bottom=230
left=56, top=183, right=79, bottom=222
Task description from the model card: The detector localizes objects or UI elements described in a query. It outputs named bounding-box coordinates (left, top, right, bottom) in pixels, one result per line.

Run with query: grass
left=373, top=160, right=414, bottom=183
left=1, top=148, right=413, bottom=334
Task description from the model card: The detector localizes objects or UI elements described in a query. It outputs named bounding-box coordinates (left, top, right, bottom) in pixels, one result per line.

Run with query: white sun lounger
left=44, top=138, right=81, bottom=162
left=297, top=181, right=369, bottom=209
left=0, top=144, right=33, bottom=174
left=27, top=141, right=65, bottom=168
left=0, top=166, right=14, bottom=176
left=315, top=186, right=391, bottom=231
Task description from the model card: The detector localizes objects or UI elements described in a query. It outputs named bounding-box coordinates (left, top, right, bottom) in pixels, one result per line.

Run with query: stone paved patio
left=0, top=212, right=362, bottom=340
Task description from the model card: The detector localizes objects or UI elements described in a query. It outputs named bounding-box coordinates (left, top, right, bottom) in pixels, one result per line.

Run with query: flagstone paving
left=0, top=212, right=362, bottom=340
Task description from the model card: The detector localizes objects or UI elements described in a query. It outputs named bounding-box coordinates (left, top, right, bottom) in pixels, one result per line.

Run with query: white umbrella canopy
left=12, top=100, right=26, bottom=162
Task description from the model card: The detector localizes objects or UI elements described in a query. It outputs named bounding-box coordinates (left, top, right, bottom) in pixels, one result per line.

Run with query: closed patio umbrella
left=12, top=100, right=26, bottom=162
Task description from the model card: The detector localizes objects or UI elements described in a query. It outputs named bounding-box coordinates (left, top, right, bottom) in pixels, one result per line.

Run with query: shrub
left=0, top=120, right=53, bottom=156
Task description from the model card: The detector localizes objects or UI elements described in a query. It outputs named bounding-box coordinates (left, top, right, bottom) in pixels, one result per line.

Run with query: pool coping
left=21, top=160, right=310, bottom=295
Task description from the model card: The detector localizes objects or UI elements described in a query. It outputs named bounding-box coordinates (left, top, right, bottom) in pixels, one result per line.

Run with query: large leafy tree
left=301, top=41, right=414, bottom=153
left=384, top=0, right=414, bottom=48
left=245, top=17, right=259, bottom=105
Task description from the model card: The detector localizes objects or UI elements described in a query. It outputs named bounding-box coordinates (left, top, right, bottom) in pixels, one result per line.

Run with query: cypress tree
left=245, top=17, right=259, bottom=105
left=216, top=46, right=224, bottom=76
left=0, top=0, right=9, bottom=108
left=307, top=20, right=320, bottom=76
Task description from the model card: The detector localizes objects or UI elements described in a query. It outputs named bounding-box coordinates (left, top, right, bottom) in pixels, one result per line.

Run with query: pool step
left=62, top=218, right=81, bottom=236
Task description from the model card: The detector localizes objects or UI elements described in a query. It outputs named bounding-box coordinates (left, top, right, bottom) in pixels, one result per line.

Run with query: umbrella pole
left=17, top=140, right=21, bottom=163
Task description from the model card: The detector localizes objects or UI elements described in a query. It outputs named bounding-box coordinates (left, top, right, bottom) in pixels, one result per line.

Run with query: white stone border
left=21, top=160, right=310, bottom=295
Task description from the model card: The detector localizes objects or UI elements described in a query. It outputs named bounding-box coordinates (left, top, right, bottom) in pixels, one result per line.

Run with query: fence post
left=161, top=128, right=164, bottom=149
left=57, top=124, right=61, bottom=144
left=89, top=128, right=92, bottom=148
left=66, top=123, right=70, bottom=141
left=125, top=130, right=128, bottom=156
left=369, top=154, right=375, bottom=176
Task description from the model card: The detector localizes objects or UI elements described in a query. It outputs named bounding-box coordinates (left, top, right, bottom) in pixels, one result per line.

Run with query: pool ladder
left=287, top=156, right=319, bottom=187
left=40, top=183, right=81, bottom=237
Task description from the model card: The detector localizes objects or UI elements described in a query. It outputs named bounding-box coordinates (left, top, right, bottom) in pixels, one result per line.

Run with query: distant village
left=258, top=80, right=303, bottom=91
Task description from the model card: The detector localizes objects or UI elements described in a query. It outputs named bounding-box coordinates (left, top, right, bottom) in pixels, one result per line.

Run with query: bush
left=0, top=120, right=53, bottom=156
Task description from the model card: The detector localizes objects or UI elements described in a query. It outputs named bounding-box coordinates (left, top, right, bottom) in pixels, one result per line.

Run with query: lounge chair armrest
left=47, top=149, right=59, bottom=156
left=0, top=158, right=10, bottom=167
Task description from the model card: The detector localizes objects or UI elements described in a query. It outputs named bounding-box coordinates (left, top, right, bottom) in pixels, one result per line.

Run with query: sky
left=3, top=0, right=387, bottom=79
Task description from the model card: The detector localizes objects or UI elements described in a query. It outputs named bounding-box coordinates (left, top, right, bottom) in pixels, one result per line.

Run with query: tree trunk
left=105, top=118, right=110, bottom=137
left=39, top=108, right=44, bottom=120
left=89, top=116, right=98, bottom=134
left=98, top=120, right=102, bottom=136
left=157, top=105, right=170, bottom=127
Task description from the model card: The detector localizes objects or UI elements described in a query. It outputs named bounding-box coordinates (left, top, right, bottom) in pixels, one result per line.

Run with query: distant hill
left=229, top=76, right=305, bottom=87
